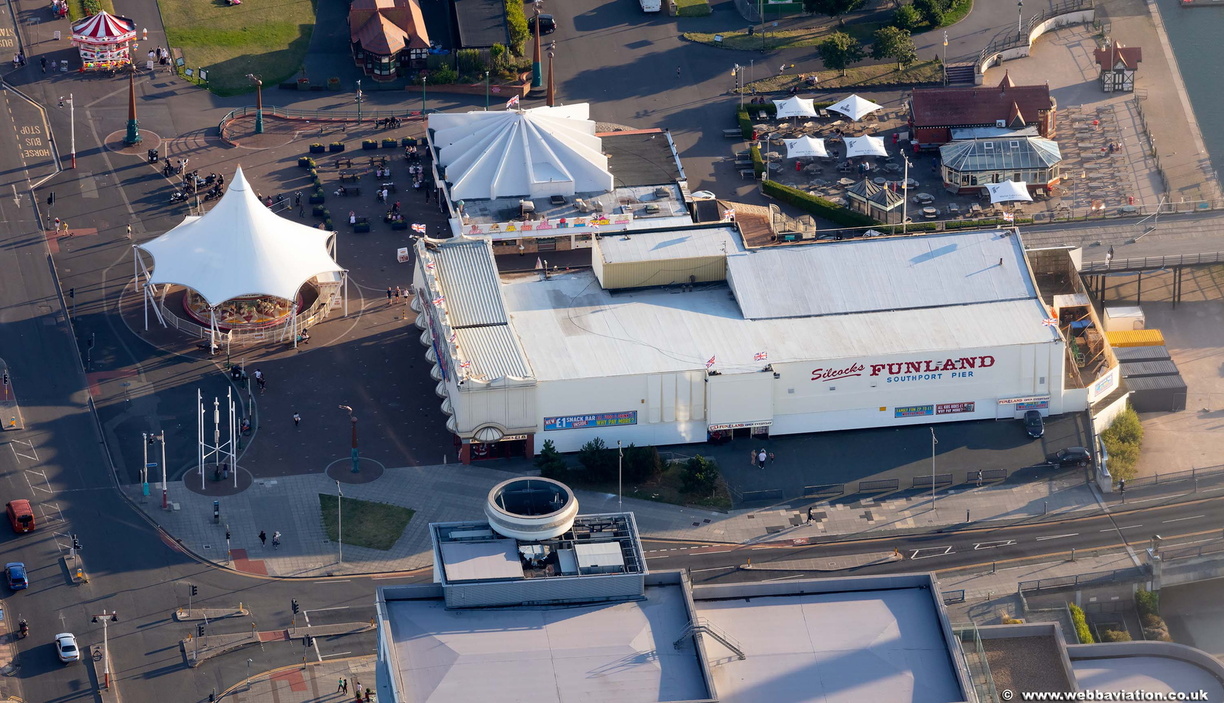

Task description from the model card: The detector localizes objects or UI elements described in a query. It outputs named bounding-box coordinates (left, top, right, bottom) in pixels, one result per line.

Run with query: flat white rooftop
left=1072, top=656, right=1224, bottom=700
left=501, top=269, right=1055, bottom=381
left=385, top=583, right=707, bottom=703
left=694, top=587, right=965, bottom=703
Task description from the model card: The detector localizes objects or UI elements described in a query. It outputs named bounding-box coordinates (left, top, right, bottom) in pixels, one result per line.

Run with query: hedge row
left=1068, top=603, right=1094, bottom=644
left=1103, top=405, right=1143, bottom=483
left=750, top=145, right=764, bottom=177
left=762, top=180, right=879, bottom=228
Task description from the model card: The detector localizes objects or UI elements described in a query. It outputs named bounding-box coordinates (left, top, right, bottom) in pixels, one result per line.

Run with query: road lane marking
left=973, top=540, right=1016, bottom=550
left=910, top=546, right=954, bottom=560
left=1102, top=525, right=1144, bottom=532
left=1035, top=533, right=1078, bottom=541
left=1161, top=515, right=1204, bottom=524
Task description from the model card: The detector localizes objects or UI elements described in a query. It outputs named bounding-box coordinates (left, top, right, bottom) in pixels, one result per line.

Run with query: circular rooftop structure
left=484, top=477, right=579, bottom=542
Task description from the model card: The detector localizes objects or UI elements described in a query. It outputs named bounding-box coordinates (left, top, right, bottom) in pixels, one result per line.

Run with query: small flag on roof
left=432, top=296, right=445, bottom=306
left=425, top=261, right=435, bottom=270
left=1042, top=318, right=1058, bottom=327
left=459, top=360, right=471, bottom=369
left=506, top=95, right=520, bottom=109
left=1001, top=211, right=1014, bottom=222
left=705, top=355, right=716, bottom=369
left=412, top=223, right=427, bottom=234
left=754, top=351, right=768, bottom=361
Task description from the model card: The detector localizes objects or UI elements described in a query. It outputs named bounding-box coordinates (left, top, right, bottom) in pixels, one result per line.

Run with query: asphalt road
left=641, top=494, right=1224, bottom=582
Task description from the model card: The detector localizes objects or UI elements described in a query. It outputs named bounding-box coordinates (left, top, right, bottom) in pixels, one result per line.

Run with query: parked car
left=6, top=500, right=35, bottom=533
left=55, top=633, right=79, bottom=663
left=1023, top=410, right=1045, bottom=439
left=1047, top=447, right=1092, bottom=468
left=5, top=562, right=28, bottom=590
left=528, top=13, right=557, bottom=34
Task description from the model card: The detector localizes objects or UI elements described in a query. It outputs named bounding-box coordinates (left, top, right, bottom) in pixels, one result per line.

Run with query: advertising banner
left=894, top=405, right=934, bottom=418
left=544, top=411, right=638, bottom=431
left=936, top=402, right=976, bottom=415
left=464, top=213, right=634, bottom=239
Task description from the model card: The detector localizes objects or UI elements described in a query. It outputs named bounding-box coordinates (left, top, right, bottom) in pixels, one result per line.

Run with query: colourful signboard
left=895, top=405, right=934, bottom=418
left=1016, top=400, right=1049, bottom=411
left=936, top=402, right=976, bottom=415
left=544, top=411, right=638, bottom=431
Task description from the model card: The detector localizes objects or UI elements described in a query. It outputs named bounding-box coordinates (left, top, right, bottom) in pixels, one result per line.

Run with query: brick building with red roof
left=908, top=73, right=1056, bottom=150
left=349, top=0, right=430, bottom=82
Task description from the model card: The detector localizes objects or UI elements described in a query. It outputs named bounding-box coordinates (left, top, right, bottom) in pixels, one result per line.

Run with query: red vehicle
left=6, top=500, right=35, bottom=533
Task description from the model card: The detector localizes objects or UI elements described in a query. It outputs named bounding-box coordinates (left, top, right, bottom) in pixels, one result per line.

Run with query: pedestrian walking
left=757, top=449, right=767, bottom=470
left=126, top=224, right=133, bottom=239
left=338, top=678, right=345, bottom=693
left=356, top=682, right=364, bottom=696
left=60, top=220, right=69, bottom=233
left=748, top=449, right=756, bottom=467
left=259, top=530, right=267, bottom=547
left=40, top=57, right=46, bottom=73
left=254, top=368, right=266, bottom=393
left=975, top=470, right=982, bottom=487
left=272, top=531, right=281, bottom=549
left=365, top=689, right=373, bottom=702
left=293, top=412, right=301, bottom=427
left=294, top=191, right=302, bottom=208
left=676, top=66, right=681, bottom=79
left=386, top=287, right=393, bottom=305
left=768, top=451, right=775, bottom=465
left=395, top=286, right=402, bottom=300
left=341, top=678, right=348, bottom=693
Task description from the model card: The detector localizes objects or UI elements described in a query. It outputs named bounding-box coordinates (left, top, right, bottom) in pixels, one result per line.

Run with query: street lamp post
left=734, top=64, right=743, bottom=110
left=339, top=405, right=359, bottom=473
left=246, top=658, right=254, bottom=691
left=421, top=75, right=427, bottom=115
left=546, top=42, right=556, bottom=107
left=356, top=79, right=363, bottom=124
left=617, top=440, right=623, bottom=512
left=930, top=428, right=938, bottom=512
left=247, top=74, right=264, bottom=134
left=484, top=70, right=490, bottom=110
left=336, top=479, right=344, bottom=563
left=901, top=155, right=911, bottom=234
left=1017, top=0, right=1023, bottom=37
left=68, top=93, right=75, bottom=168
left=91, top=610, right=119, bottom=688
left=531, top=1, right=543, bottom=88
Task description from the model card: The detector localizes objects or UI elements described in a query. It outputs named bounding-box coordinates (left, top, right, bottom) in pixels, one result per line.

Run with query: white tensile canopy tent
left=844, top=135, right=888, bottom=158
left=784, top=136, right=828, bottom=158
left=135, top=166, right=346, bottom=346
left=428, top=104, right=614, bottom=201
left=828, top=94, right=884, bottom=121
left=772, top=96, right=818, bottom=119
left=985, top=180, right=1034, bottom=203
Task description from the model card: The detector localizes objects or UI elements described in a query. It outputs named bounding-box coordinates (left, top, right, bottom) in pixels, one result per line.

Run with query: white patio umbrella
left=828, top=94, right=884, bottom=121
left=772, top=96, right=818, bottom=119
left=784, top=136, right=828, bottom=158
left=844, top=135, right=888, bottom=158
left=985, top=180, right=1033, bottom=204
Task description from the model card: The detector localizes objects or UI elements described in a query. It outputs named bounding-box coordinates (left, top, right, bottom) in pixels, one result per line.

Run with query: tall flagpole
left=337, top=480, right=343, bottom=564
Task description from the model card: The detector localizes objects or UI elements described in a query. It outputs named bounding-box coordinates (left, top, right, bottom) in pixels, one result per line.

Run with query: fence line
left=1080, top=251, right=1224, bottom=274
left=217, top=105, right=433, bottom=139
left=1017, top=565, right=1147, bottom=593
left=1120, top=463, right=1224, bottom=489
left=977, top=0, right=1096, bottom=68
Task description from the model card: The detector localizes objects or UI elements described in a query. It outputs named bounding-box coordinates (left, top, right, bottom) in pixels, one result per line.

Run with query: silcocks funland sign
left=811, top=355, right=996, bottom=384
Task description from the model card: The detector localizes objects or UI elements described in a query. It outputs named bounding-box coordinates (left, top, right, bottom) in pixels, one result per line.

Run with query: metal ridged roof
left=939, top=137, right=1062, bottom=172
left=454, top=326, right=532, bottom=381
left=430, top=239, right=507, bottom=328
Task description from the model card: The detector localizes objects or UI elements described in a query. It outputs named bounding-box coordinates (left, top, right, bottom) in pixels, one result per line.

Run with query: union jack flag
left=412, top=223, right=427, bottom=234
left=459, top=360, right=471, bottom=369
left=450, top=331, right=457, bottom=343
left=705, top=355, right=716, bottom=369
left=506, top=95, right=520, bottom=109
left=1001, top=211, right=1015, bottom=222
left=425, top=261, right=435, bottom=270
left=1042, top=318, right=1058, bottom=327
left=754, top=351, right=768, bottom=361
left=432, top=296, right=445, bottom=306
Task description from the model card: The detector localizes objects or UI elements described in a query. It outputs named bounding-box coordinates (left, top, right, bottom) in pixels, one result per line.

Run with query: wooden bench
left=339, top=171, right=361, bottom=183
left=334, top=158, right=353, bottom=169
left=723, top=128, right=743, bottom=139
left=368, top=156, right=388, bottom=167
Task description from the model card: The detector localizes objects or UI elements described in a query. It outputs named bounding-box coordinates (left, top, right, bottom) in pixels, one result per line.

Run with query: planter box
left=390, top=220, right=409, bottom=230
left=327, top=78, right=341, bottom=91
left=312, top=205, right=326, bottom=217
left=362, top=141, right=378, bottom=151
left=298, top=157, right=315, bottom=168
left=323, top=218, right=333, bottom=230
left=401, top=137, right=417, bottom=147
left=297, top=80, right=312, bottom=92
left=354, top=222, right=371, bottom=233
left=381, top=138, right=398, bottom=149
left=308, top=144, right=326, bottom=154
left=329, top=143, right=345, bottom=152
left=309, top=194, right=325, bottom=205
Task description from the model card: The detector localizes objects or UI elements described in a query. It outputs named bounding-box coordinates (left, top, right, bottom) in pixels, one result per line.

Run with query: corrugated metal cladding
left=444, top=573, right=646, bottom=608
left=454, top=326, right=532, bottom=380
left=727, top=229, right=1034, bottom=321
left=1120, top=360, right=1179, bottom=378
left=1113, top=345, right=1171, bottom=363
left=601, top=256, right=727, bottom=290
left=431, top=239, right=507, bottom=328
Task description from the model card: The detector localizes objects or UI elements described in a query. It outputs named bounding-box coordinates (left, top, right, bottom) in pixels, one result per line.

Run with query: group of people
left=10, top=53, right=26, bottom=69
left=145, top=47, right=171, bottom=69
left=376, top=116, right=403, bottom=129
left=50, top=0, right=68, bottom=17
left=405, top=144, right=421, bottom=162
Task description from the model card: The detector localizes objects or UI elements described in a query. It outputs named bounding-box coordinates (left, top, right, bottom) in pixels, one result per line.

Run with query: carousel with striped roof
left=71, top=11, right=136, bottom=72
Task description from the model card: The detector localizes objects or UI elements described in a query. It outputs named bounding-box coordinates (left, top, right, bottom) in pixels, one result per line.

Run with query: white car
left=55, top=633, right=79, bottom=663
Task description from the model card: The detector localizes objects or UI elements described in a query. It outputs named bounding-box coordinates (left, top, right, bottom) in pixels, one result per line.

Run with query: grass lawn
left=66, top=0, right=115, bottom=22
left=319, top=494, right=415, bottom=551
left=675, top=0, right=713, bottom=16
left=744, top=59, right=941, bottom=90
left=159, top=0, right=316, bottom=95
left=684, top=22, right=881, bottom=51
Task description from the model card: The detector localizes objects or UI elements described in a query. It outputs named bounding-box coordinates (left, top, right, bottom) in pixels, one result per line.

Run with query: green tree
left=914, top=0, right=944, bottom=26
left=505, top=0, right=529, bottom=55
left=892, top=4, right=921, bottom=31
left=680, top=455, right=721, bottom=496
left=489, top=44, right=509, bottom=73
left=622, top=444, right=663, bottom=484
left=578, top=437, right=617, bottom=482
left=872, top=26, right=918, bottom=69
left=535, top=439, right=568, bottom=480
left=802, top=0, right=866, bottom=23
left=1101, top=405, right=1143, bottom=482
left=817, top=32, right=865, bottom=77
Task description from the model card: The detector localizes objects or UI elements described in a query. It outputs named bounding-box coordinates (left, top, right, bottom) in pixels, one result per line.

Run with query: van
left=6, top=500, right=35, bottom=533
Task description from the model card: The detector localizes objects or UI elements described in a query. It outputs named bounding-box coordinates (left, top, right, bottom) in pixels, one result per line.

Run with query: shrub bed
left=1069, top=603, right=1094, bottom=644
left=1102, top=404, right=1143, bottom=483
left=762, top=180, right=878, bottom=227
